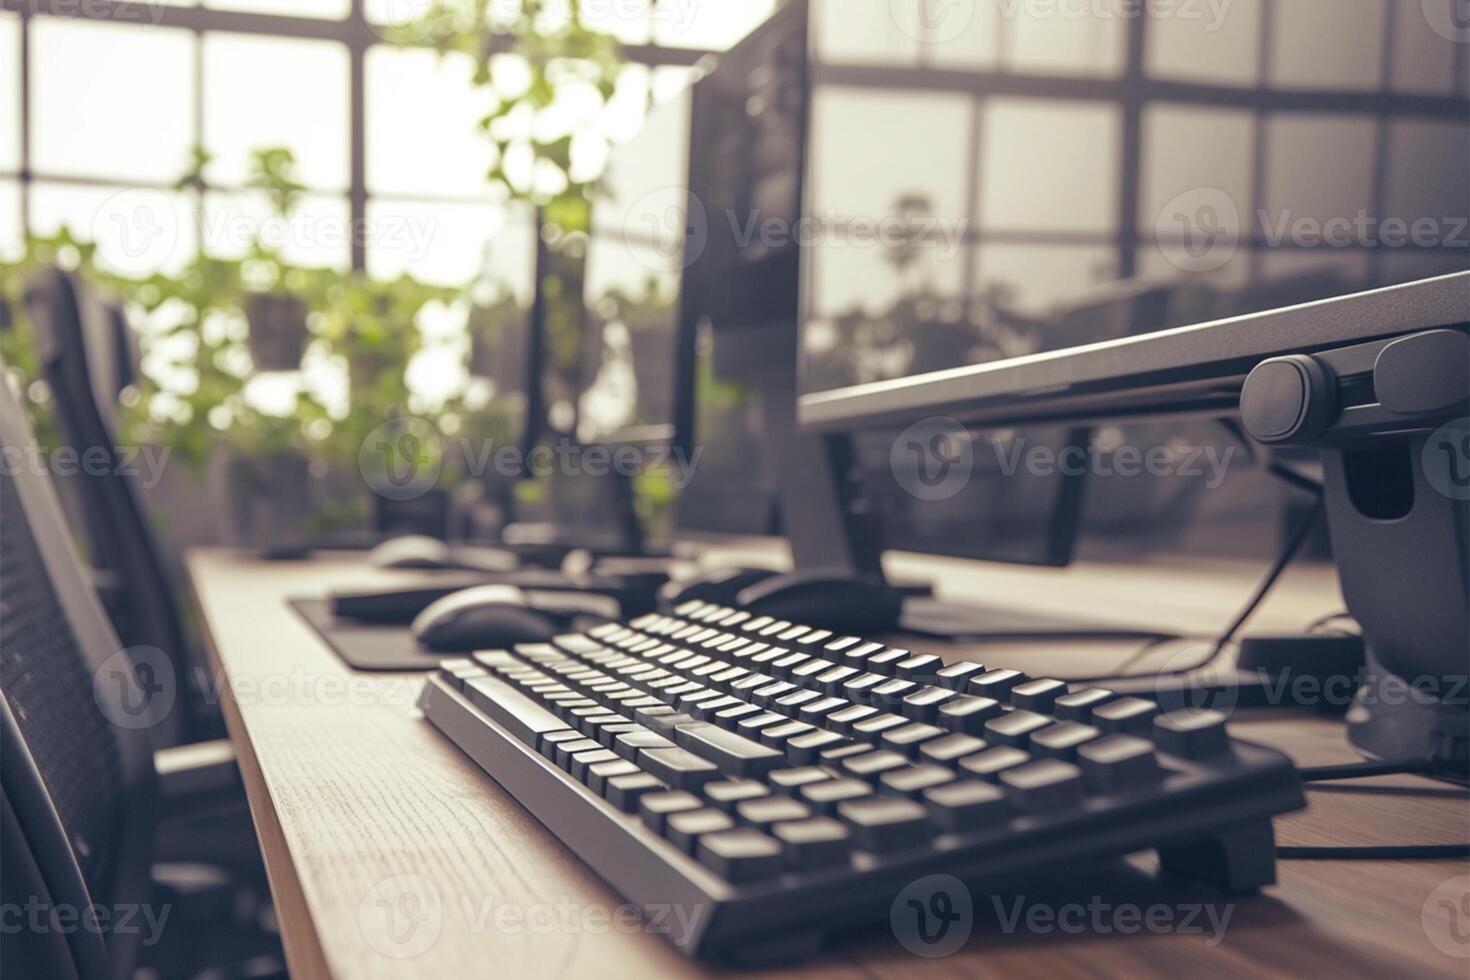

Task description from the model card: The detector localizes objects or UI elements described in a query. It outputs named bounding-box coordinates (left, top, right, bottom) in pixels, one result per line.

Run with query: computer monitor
left=796, top=0, right=1469, bottom=573
left=467, top=205, right=544, bottom=463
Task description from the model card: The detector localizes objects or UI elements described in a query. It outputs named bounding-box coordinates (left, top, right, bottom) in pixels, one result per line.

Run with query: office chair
left=0, top=372, right=282, bottom=980
left=23, top=268, right=209, bottom=747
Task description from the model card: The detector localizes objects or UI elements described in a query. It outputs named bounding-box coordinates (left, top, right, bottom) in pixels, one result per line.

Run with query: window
left=29, top=182, right=198, bottom=277
left=366, top=47, right=497, bottom=199
left=0, top=180, right=21, bottom=261
left=1145, top=0, right=1262, bottom=86
left=1268, top=0, right=1385, bottom=91
left=980, top=100, right=1119, bottom=234
left=0, top=15, right=19, bottom=174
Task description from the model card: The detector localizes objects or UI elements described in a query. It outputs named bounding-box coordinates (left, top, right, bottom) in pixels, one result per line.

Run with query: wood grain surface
left=185, top=544, right=1470, bottom=979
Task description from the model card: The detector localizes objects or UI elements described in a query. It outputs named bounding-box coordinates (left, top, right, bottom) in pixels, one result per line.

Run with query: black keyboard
left=420, top=600, right=1305, bottom=963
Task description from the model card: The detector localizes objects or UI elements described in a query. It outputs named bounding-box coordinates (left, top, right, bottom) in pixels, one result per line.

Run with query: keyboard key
left=881, top=722, right=946, bottom=757
left=639, top=790, right=704, bottom=833
left=464, top=676, right=572, bottom=747
left=837, top=797, right=932, bottom=852
left=639, top=747, right=722, bottom=790
left=714, top=702, right=763, bottom=727
left=1054, top=687, right=1115, bottom=722
left=735, top=712, right=791, bottom=738
left=827, top=704, right=879, bottom=733
left=825, top=635, right=862, bottom=654
left=852, top=713, right=910, bottom=738
left=1029, top=722, right=1102, bottom=761
left=772, top=817, right=853, bottom=871
left=923, top=780, right=1010, bottom=832
left=697, top=829, right=784, bottom=883
left=984, top=710, right=1052, bottom=747
left=768, top=766, right=833, bottom=794
left=613, top=729, right=674, bottom=761
left=842, top=673, right=889, bottom=702
left=539, top=729, right=586, bottom=758
left=758, top=720, right=814, bottom=749
left=1077, top=734, right=1162, bottom=793
left=774, top=689, right=823, bottom=712
left=736, top=796, right=812, bottom=828
left=937, top=695, right=1003, bottom=733
left=666, top=808, right=736, bottom=854
left=674, top=722, right=785, bottom=778
left=800, top=777, right=874, bottom=814
left=1000, top=760, right=1084, bottom=814
left=1010, top=678, right=1068, bottom=713
left=969, top=669, right=1028, bottom=701
left=918, top=733, right=988, bottom=765
left=934, top=661, right=986, bottom=690
left=900, top=686, right=957, bottom=722
left=586, top=758, right=640, bottom=795
left=870, top=678, right=919, bottom=707
left=879, top=764, right=955, bottom=799
left=554, top=738, right=603, bottom=771
left=1153, top=709, right=1231, bottom=759
left=840, top=750, right=910, bottom=782
left=704, top=779, right=771, bottom=812
left=867, top=649, right=910, bottom=674
left=570, top=748, right=620, bottom=783
left=958, top=746, right=1030, bottom=782
left=816, top=665, right=861, bottom=695
left=1092, top=697, right=1160, bottom=735
left=786, top=730, right=850, bottom=765
left=753, top=681, right=797, bottom=706
left=603, top=772, right=666, bottom=812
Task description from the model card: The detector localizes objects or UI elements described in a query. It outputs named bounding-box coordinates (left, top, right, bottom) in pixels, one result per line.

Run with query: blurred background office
left=1, top=0, right=1466, bottom=582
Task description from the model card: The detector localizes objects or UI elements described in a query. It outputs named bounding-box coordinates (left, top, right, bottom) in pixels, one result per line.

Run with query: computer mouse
left=411, top=585, right=569, bottom=652
left=370, top=534, right=453, bottom=570
left=736, top=569, right=903, bottom=635
left=661, top=567, right=782, bottom=608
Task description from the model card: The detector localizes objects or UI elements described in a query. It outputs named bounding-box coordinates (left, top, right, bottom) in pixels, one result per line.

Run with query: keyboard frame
left=421, top=668, right=1305, bottom=963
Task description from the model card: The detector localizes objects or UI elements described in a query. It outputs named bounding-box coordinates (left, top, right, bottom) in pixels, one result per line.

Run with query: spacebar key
left=465, top=677, right=571, bottom=746
left=674, top=721, right=784, bottom=777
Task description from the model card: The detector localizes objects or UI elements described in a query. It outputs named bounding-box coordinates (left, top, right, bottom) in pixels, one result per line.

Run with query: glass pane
left=807, top=231, right=968, bottom=318
left=1268, top=0, right=1384, bottom=91
left=0, top=15, right=18, bottom=173
left=809, top=87, right=973, bottom=222
left=1139, top=106, right=1254, bottom=254
left=813, top=0, right=922, bottom=65
left=366, top=199, right=536, bottom=292
left=204, top=33, right=349, bottom=191
left=1261, top=115, right=1377, bottom=233
left=581, top=0, right=652, bottom=44
left=367, top=47, right=496, bottom=198
left=974, top=244, right=1118, bottom=321
left=31, top=20, right=194, bottom=182
left=202, top=190, right=351, bottom=269
left=207, top=0, right=348, bottom=16
left=29, top=182, right=197, bottom=277
left=1382, top=119, right=1470, bottom=257
left=1145, top=0, right=1262, bottom=86
left=0, top=180, right=20, bottom=261
left=926, top=0, right=1001, bottom=70
left=653, top=0, right=777, bottom=50
left=980, top=99, right=1119, bottom=234
left=1005, top=2, right=1126, bottom=76
left=1392, top=0, right=1460, bottom=94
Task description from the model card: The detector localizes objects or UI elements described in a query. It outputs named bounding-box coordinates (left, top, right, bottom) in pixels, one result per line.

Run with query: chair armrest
left=154, top=739, right=238, bottom=803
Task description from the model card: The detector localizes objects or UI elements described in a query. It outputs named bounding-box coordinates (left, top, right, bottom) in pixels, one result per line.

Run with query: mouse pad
left=289, top=598, right=453, bottom=672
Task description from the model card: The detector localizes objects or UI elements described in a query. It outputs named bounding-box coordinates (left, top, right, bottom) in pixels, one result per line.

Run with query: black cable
left=1297, top=759, right=1436, bottom=782
left=1278, top=844, right=1470, bottom=860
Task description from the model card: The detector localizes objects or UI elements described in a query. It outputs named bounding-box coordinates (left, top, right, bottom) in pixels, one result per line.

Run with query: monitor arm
left=1240, top=327, right=1470, bottom=780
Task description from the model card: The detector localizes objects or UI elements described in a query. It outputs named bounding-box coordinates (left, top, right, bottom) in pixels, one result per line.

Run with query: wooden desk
left=185, top=546, right=1469, bottom=979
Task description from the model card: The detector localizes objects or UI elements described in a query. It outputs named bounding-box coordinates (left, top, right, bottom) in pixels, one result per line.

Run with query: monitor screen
left=466, top=205, right=540, bottom=458
left=579, top=84, right=697, bottom=448
left=798, top=0, right=1470, bottom=400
